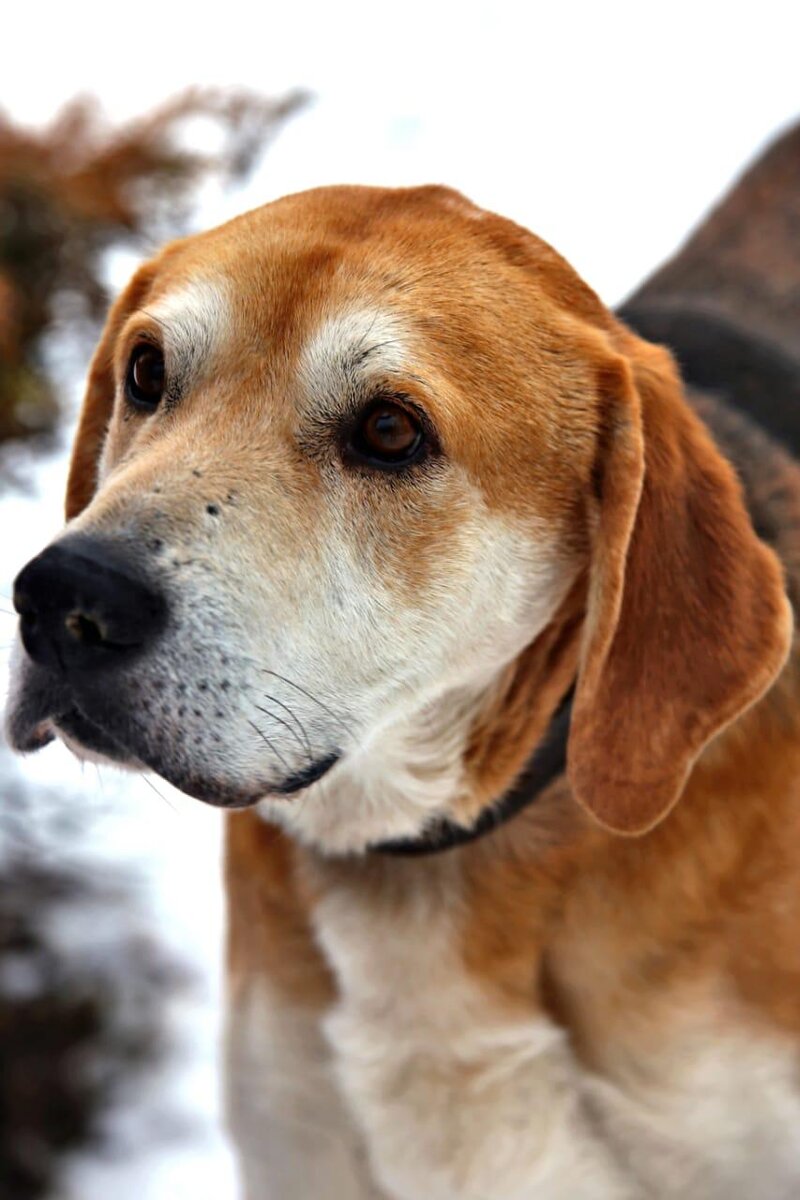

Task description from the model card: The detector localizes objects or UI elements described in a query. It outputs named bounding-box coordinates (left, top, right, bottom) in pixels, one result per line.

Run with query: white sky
left=6, top=0, right=800, bottom=304
left=3, top=3, right=800, bottom=1196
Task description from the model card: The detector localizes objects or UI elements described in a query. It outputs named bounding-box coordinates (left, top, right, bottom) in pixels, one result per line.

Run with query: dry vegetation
left=0, top=87, right=304, bottom=447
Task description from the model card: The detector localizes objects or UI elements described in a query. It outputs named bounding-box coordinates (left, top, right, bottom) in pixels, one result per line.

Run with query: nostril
left=18, top=612, right=38, bottom=636
left=65, top=611, right=106, bottom=647
left=13, top=588, right=33, bottom=618
left=14, top=590, right=38, bottom=634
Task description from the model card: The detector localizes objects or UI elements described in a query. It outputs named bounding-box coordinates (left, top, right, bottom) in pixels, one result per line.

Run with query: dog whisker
left=260, top=668, right=352, bottom=736
left=253, top=700, right=312, bottom=762
left=140, top=772, right=179, bottom=814
left=260, top=690, right=314, bottom=758
left=247, top=718, right=291, bottom=774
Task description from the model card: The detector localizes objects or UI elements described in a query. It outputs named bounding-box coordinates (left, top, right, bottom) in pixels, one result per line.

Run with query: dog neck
left=370, top=684, right=575, bottom=856
left=257, top=582, right=585, bottom=857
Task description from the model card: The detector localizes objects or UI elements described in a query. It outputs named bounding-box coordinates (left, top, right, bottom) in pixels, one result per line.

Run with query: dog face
left=6, top=186, right=792, bottom=848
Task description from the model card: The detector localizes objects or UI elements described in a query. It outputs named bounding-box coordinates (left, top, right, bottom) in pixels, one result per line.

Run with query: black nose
left=13, top=537, right=167, bottom=673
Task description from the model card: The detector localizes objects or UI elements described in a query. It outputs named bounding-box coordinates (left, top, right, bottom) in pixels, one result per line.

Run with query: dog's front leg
left=224, top=815, right=387, bottom=1200
left=311, top=850, right=640, bottom=1200
left=226, top=977, right=387, bottom=1200
left=325, top=1002, right=638, bottom=1200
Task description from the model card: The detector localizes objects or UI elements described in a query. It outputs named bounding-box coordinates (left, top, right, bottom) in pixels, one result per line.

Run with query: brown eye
left=125, top=343, right=165, bottom=411
left=349, top=400, right=424, bottom=468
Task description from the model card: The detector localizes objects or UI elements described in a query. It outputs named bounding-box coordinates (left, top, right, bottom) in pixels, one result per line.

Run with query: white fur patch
left=308, top=867, right=635, bottom=1200
left=229, top=866, right=800, bottom=1200
left=257, top=505, right=578, bottom=854
left=298, top=308, right=409, bottom=406
left=145, top=277, right=231, bottom=376
left=588, top=1012, right=800, bottom=1199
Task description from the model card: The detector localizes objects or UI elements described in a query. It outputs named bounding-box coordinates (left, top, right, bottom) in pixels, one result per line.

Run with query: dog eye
left=348, top=400, right=424, bottom=468
left=125, top=343, right=166, bottom=411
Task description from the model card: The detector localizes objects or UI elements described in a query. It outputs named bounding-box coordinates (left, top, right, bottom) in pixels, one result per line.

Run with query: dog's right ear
left=567, top=334, right=792, bottom=835
left=65, top=263, right=156, bottom=520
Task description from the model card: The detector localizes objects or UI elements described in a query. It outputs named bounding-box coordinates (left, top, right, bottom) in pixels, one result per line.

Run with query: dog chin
left=53, top=720, right=142, bottom=770
left=54, top=711, right=263, bottom=807
left=47, top=716, right=264, bottom=808
left=161, top=754, right=341, bottom=811
left=7, top=654, right=341, bottom=811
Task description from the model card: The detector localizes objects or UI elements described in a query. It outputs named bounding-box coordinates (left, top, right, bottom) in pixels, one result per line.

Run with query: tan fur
left=10, top=183, right=800, bottom=1197
left=226, top=813, right=333, bottom=1009
left=570, top=338, right=791, bottom=833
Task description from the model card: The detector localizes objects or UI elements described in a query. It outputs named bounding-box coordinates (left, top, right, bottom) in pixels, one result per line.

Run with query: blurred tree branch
left=0, top=87, right=306, bottom=447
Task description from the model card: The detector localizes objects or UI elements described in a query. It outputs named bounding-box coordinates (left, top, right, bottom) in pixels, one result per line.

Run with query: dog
left=7, top=179, right=800, bottom=1199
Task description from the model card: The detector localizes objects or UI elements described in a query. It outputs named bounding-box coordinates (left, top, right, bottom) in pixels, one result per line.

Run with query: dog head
left=6, top=186, right=791, bottom=849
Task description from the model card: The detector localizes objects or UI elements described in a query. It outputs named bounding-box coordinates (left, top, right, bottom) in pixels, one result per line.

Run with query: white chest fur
left=228, top=862, right=800, bottom=1200
left=310, top=861, right=634, bottom=1200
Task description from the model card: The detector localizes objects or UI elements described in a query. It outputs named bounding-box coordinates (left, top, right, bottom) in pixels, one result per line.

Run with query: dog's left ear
left=568, top=334, right=793, bottom=835
left=65, top=262, right=157, bottom=520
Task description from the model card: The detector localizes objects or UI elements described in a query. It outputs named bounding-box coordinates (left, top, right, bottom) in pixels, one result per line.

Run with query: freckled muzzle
left=7, top=530, right=344, bottom=809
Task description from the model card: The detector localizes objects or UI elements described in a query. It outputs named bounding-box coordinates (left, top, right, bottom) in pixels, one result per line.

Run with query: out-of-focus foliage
left=0, top=854, right=185, bottom=1200
left=0, top=88, right=305, bottom=447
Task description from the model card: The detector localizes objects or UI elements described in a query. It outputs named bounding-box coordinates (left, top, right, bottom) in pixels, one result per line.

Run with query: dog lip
left=5, top=660, right=69, bottom=753
left=6, top=658, right=134, bottom=763
left=271, top=752, right=341, bottom=795
left=54, top=704, right=132, bottom=762
left=8, top=715, right=56, bottom=753
left=162, top=772, right=270, bottom=810
left=140, top=752, right=342, bottom=811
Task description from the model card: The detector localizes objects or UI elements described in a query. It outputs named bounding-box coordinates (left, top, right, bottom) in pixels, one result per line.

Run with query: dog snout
left=13, top=536, right=167, bottom=674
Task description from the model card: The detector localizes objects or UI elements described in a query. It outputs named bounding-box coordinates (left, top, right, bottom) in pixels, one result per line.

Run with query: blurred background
left=1, top=2, right=799, bottom=1197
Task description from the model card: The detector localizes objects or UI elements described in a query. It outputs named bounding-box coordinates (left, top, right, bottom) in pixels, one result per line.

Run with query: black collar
left=370, top=687, right=574, bottom=857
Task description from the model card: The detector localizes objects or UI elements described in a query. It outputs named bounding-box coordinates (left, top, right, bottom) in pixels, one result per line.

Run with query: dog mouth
left=270, top=752, right=341, bottom=795
left=54, top=704, right=136, bottom=763
left=7, top=660, right=341, bottom=809
left=171, top=750, right=341, bottom=809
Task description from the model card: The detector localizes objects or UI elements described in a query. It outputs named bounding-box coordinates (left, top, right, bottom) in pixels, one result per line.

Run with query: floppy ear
left=568, top=335, right=792, bottom=835
left=65, top=264, right=156, bottom=520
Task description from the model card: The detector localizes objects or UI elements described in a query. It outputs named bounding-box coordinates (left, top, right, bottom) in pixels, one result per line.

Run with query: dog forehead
left=116, top=187, right=606, bottom=505
left=133, top=185, right=607, bottom=384
left=150, top=186, right=536, bottom=320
